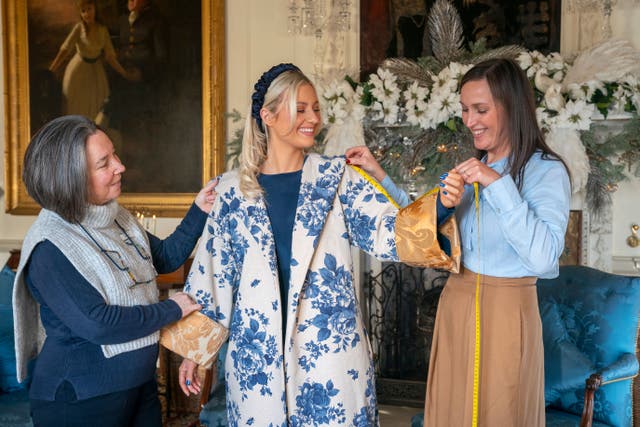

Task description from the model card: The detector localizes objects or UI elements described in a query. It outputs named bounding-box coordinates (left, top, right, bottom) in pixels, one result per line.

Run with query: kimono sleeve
left=183, top=202, right=236, bottom=330
left=338, top=165, right=399, bottom=262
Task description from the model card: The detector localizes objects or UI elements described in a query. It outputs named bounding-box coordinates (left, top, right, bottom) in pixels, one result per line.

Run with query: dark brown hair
left=460, top=58, right=570, bottom=189
left=76, top=0, right=101, bottom=30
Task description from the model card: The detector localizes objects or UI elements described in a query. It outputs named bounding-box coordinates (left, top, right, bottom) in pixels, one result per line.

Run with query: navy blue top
left=25, top=203, right=207, bottom=401
left=258, top=170, right=302, bottom=328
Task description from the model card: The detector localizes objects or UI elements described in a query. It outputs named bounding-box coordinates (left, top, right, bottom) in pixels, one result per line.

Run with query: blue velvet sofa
left=199, top=343, right=228, bottom=426
left=538, top=265, right=640, bottom=426
left=411, top=265, right=640, bottom=427
left=0, top=263, right=32, bottom=427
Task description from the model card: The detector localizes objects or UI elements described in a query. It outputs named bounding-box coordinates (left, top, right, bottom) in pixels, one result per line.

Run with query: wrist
left=374, top=170, right=387, bottom=182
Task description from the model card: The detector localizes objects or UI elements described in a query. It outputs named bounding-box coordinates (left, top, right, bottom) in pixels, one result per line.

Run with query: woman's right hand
left=48, top=62, right=64, bottom=80
left=345, top=146, right=387, bottom=182
left=194, top=178, right=218, bottom=214
left=179, top=358, right=202, bottom=396
left=169, top=292, right=201, bottom=318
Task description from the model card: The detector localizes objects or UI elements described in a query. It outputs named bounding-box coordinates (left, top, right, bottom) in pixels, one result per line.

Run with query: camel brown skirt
left=424, top=268, right=544, bottom=427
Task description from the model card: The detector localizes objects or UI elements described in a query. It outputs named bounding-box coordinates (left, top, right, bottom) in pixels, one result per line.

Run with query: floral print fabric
left=185, top=153, right=398, bottom=426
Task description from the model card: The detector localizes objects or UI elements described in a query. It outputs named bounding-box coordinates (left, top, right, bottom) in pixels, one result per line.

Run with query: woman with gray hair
left=13, top=115, right=216, bottom=426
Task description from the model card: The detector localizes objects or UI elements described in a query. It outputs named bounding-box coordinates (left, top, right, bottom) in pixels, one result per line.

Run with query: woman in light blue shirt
left=347, top=58, right=570, bottom=427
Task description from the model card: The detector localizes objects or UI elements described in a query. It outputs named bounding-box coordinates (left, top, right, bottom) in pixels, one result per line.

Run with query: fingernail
left=439, top=173, right=448, bottom=180
left=443, top=190, right=448, bottom=195
left=186, top=379, right=191, bottom=386
left=439, top=183, right=445, bottom=187
left=346, top=159, right=351, bottom=164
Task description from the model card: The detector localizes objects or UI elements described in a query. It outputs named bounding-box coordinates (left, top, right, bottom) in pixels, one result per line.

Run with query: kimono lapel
left=243, top=195, right=279, bottom=290
left=287, top=155, right=344, bottom=321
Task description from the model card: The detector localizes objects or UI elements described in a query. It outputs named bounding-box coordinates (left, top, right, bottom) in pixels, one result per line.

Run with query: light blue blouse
left=380, top=175, right=411, bottom=208
left=457, top=152, right=570, bottom=279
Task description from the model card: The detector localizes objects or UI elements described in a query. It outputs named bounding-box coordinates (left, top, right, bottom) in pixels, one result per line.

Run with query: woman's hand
left=195, top=178, right=218, bottom=214
left=455, top=158, right=501, bottom=188
left=48, top=63, right=63, bottom=79
left=439, top=169, right=465, bottom=208
left=169, top=292, right=201, bottom=318
left=178, top=358, right=202, bottom=396
left=345, top=146, right=387, bottom=182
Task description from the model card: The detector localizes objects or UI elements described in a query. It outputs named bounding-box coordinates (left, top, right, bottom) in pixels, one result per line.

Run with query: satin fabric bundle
left=160, top=311, right=228, bottom=368
left=395, top=191, right=461, bottom=273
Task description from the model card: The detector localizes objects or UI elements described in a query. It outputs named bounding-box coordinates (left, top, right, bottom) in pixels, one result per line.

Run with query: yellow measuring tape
left=349, top=164, right=440, bottom=209
left=352, top=162, right=482, bottom=426
left=472, top=182, right=480, bottom=427
left=350, top=165, right=402, bottom=208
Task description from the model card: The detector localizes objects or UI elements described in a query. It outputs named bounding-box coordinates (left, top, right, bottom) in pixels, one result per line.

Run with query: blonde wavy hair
left=239, top=69, right=315, bottom=198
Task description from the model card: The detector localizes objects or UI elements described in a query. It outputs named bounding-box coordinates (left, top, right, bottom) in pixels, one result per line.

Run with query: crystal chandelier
left=287, top=0, right=352, bottom=37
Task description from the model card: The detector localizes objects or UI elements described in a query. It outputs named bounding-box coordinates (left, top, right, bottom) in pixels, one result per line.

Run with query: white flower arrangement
left=222, top=2, right=640, bottom=211
left=320, top=62, right=473, bottom=132
left=318, top=42, right=640, bottom=207
left=321, top=49, right=638, bottom=136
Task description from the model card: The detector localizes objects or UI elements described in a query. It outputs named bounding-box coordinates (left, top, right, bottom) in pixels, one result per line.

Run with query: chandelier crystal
left=287, top=0, right=351, bottom=37
left=566, top=0, right=640, bottom=40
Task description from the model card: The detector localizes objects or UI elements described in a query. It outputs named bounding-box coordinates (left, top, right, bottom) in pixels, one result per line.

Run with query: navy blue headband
left=251, top=63, right=300, bottom=131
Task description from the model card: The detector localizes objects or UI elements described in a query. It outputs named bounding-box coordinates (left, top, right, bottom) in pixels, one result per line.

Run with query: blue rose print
left=230, top=307, right=279, bottom=400
left=290, top=380, right=345, bottom=426
left=297, top=254, right=361, bottom=367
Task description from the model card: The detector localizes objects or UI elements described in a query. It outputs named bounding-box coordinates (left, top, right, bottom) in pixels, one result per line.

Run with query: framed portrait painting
left=2, top=0, right=225, bottom=216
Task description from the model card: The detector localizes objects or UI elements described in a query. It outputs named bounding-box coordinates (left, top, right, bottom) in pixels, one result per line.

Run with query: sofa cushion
left=0, top=265, right=14, bottom=306
left=539, top=301, right=595, bottom=404
left=200, top=343, right=228, bottom=426
left=0, top=265, right=26, bottom=392
left=538, top=266, right=640, bottom=427
left=546, top=408, right=611, bottom=427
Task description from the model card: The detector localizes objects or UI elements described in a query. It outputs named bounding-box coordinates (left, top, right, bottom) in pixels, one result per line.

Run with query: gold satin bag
left=395, top=191, right=461, bottom=273
left=159, top=311, right=229, bottom=368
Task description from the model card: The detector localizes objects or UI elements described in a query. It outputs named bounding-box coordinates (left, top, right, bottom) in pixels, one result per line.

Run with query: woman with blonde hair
left=177, top=63, right=463, bottom=425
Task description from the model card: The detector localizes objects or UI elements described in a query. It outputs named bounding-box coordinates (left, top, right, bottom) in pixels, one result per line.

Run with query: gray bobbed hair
left=23, top=115, right=99, bottom=223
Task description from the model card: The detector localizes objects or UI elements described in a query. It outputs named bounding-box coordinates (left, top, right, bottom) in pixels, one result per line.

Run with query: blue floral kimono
left=185, top=153, right=398, bottom=426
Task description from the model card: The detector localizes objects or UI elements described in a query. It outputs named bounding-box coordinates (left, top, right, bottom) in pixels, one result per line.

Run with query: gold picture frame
left=2, top=0, right=225, bottom=217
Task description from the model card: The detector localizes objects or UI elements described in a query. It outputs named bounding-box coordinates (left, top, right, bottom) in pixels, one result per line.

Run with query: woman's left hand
left=195, top=178, right=218, bottom=213
left=455, top=158, right=501, bottom=187
left=439, top=169, right=465, bottom=208
left=178, top=358, right=202, bottom=396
